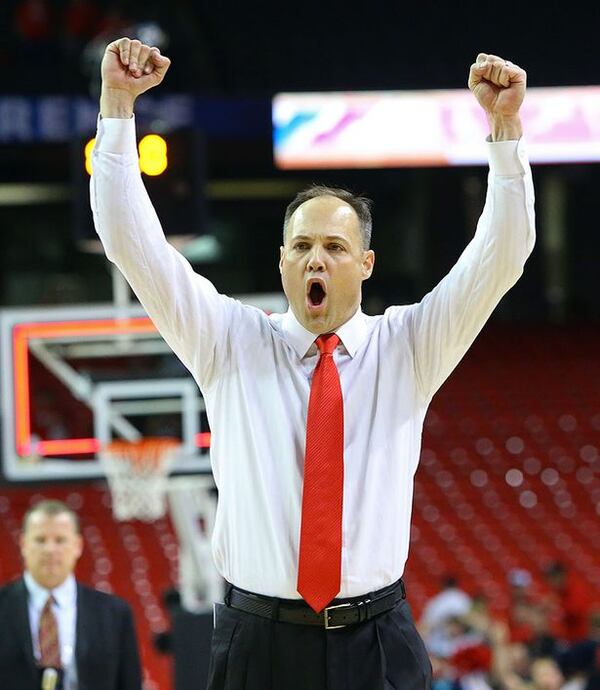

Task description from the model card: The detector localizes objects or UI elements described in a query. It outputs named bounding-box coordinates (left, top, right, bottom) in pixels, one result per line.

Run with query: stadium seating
left=405, top=323, right=600, bottom=615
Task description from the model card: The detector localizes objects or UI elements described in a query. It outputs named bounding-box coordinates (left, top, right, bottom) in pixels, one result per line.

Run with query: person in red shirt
left=544, top=562, right=591, bottom=642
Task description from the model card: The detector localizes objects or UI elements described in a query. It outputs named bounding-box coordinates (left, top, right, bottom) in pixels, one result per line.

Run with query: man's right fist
left=101, top=37, right=171, bottom=100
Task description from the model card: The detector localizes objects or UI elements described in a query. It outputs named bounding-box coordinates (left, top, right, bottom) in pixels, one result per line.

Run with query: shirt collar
left=282, top=307, right=368, bottom=359
left=24, top=571, right=77, bottom=610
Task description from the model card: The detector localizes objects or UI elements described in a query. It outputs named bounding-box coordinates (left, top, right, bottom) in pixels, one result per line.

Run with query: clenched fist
left=468, top=53, right=526, bottom=141
left=100, top=37, right=171, bottom=118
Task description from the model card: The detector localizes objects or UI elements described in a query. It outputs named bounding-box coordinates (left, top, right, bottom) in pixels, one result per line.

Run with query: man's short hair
left=23, top=499, right=81, bottom=534
left=283, top=185, right=373, bottom=250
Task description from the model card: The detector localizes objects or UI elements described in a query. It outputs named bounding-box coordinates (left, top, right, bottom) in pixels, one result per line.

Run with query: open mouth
left=307, top=279, right=327, bottom=308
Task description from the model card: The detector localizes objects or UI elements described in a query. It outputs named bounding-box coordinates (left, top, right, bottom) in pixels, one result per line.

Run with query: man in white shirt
left=91, top=38, right=535, bottom=690
left=419, top=576, right=473, bottom=658
left=0, top=500, right=142, bottom=690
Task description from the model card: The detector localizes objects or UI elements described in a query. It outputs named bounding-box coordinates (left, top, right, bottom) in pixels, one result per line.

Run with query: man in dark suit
left=0, top=499, right=142, bottom=690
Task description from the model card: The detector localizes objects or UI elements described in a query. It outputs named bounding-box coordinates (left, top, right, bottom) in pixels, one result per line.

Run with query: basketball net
left=100, top=437, right=181, bottom=521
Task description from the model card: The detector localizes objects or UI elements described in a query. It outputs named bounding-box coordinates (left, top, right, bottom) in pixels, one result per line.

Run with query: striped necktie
left=39, top=596, right=61, bottom=668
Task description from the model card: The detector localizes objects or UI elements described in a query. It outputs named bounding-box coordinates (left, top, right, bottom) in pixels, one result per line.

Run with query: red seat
left=407, top=323, right=600, bottom=617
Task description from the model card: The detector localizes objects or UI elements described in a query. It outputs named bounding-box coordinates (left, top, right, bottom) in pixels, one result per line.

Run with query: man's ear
left=75, top=534, right=84, bottom=560
left=279, top=246, right=285, bottom=274
left=361, top=250, right=375, bottom=280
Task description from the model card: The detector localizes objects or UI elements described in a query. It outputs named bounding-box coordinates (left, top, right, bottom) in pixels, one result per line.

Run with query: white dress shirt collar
left=24, top=571, right=77, bottom=610
left=281, top=306, right=368, bottom=358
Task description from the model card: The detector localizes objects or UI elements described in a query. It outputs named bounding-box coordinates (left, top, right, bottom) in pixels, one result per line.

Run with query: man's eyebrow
left=291, top=234, right=350, bottom=243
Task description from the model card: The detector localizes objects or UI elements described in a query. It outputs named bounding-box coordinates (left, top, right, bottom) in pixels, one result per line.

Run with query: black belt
left=224, top=578, right=406, bottom=629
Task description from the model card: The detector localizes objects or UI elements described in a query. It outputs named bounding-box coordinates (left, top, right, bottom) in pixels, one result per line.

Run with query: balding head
left=283, top=185, right=373, bottom=250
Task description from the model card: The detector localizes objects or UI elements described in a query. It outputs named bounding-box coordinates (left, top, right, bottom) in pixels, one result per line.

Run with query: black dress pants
left=206, top=596, right=432, bottom=690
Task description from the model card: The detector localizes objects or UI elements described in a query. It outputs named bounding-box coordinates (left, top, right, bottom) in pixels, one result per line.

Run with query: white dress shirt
left=24, top=571, right=78, bottom=689
left=91, top=116, right=535, bottom=599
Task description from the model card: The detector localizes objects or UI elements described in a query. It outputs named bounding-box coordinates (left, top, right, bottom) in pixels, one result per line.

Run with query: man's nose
left=307, top=246, right=326, bottom=272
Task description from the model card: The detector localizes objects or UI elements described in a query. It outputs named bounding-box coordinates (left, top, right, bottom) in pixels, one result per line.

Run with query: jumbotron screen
left=273, top=86, right=600, bottom=169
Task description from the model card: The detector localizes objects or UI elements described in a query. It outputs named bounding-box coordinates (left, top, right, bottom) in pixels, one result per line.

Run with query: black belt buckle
left=323, top=599, right=371, bottom=630
left=324, top=602, right=354, bottom=629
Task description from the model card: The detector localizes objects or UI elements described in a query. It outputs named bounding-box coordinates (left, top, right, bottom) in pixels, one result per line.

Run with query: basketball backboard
left=1, top=294, right=287, bottom=481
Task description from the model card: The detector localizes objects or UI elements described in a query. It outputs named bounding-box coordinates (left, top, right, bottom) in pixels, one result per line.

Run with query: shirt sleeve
left=90, top=116, right=233, bottom=388
left=407, top=138, right=536, bottom=402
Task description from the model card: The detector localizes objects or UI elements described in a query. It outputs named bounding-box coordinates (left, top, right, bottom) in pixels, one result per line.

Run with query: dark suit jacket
left=0, top=578, right=142, bottom=690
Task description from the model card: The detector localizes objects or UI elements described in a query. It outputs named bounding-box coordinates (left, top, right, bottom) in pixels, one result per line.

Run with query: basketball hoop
left=100, top=437, right=181, bottom=521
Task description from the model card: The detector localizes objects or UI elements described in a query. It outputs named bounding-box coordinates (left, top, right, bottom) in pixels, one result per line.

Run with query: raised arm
left=91, top=38, right=232, bottom=388
left=408, top=54, right=535, bottom=401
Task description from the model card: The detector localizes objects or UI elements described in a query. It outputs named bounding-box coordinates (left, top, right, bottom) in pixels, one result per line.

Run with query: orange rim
left=102, top=437, right=180, bottom=471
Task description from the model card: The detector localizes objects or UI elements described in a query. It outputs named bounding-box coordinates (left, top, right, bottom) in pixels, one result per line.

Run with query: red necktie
left=39, top=596, right=61, bottom=668
left=297, top=333, right=344, bottom=613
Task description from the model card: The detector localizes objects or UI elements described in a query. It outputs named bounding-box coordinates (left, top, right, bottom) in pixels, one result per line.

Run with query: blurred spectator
left=428, top=597, right=498, bottom=689
left=64, top=0, right=100, bottom=40
left=421, top=576, right=473, bottom=637
left=527, top=604, right=559, bottom=660
left=505, top=568, right=558, bottom=657
left=61, top=0, right=101, bottom=60
left=530, top=657, right=566, bottom=690
left=450, top=637, right=493, bottom=686
left=13, top=0, right=53, bottom=43
left=558, top=611, right=600, bottom=690
left=489, top=618, right=564, bottom=690
left=544, top=563, right=592, bottom=643
left=430, top=615, right=493, bottom=689
left=509, top=568, right=538, bottom=644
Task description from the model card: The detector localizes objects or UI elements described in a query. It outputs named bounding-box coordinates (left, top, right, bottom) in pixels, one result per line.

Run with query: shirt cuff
left=487, top=137, right=530, bottom=176
left=94, top=115, right=138, bottom=157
